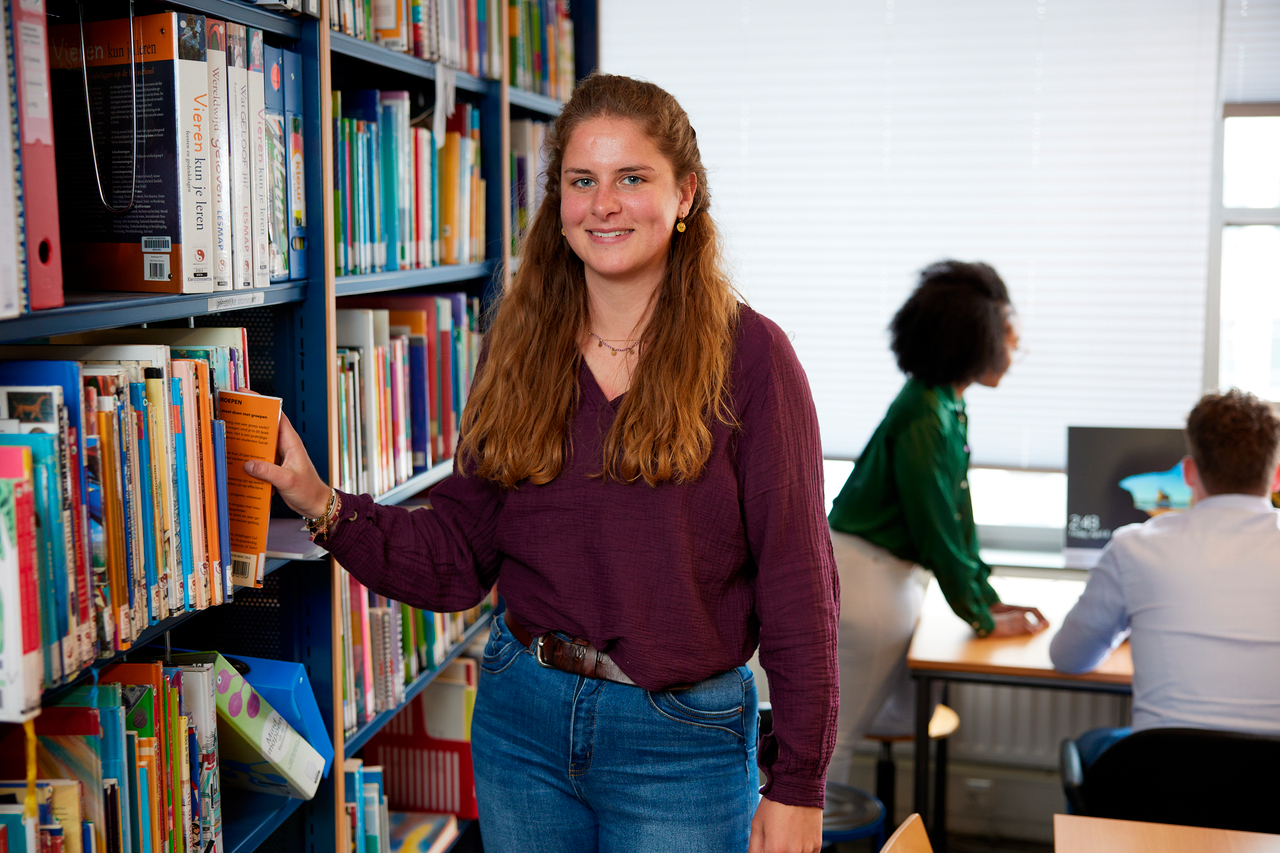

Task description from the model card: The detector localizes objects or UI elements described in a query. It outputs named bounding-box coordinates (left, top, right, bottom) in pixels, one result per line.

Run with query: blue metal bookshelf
left=372, top=460, right=455, bottom=506
left=0, top=283, right=307, bottom=345
left=222, top=790, right=307, bottom=853
left=330, top=31, right=497, bottom=96
left=508, top=86, right=563, bottom=117
left=336, top=260, right=500, bottom=297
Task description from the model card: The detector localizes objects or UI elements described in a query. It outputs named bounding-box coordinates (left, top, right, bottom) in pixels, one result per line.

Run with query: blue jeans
left=471, top=613, right=760, bottom=853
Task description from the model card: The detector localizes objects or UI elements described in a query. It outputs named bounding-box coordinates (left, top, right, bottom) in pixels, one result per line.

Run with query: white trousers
left=827, top=530, right=927, bottom=786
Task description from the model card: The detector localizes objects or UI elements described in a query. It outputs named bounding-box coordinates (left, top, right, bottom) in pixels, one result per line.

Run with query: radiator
left=943, top=683, right=1130, bottom=770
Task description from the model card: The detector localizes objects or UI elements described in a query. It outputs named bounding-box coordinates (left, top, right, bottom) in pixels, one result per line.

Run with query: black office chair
left=1060, top=727, right=1280, bottom=834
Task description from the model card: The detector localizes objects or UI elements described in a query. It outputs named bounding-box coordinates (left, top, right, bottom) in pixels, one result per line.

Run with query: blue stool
left=822, top=781, right=887, bottom=851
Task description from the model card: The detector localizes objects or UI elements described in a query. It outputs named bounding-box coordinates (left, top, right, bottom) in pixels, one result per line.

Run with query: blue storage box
left=224, top=653, right=335, bottom=778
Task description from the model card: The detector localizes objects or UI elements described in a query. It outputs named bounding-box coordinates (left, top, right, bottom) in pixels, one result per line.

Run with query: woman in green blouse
left=826, top=260, right=1048, bottom=785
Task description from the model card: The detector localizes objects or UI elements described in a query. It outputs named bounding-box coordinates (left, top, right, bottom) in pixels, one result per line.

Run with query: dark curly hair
left=1185, top=389, right=1280, bottom=496
left=889, top=260, right=1012, bottom=388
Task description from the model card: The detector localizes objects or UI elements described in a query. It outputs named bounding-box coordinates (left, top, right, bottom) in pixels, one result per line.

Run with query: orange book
left=218, top=391, right=282, bottom=588
left=96, top=403, right=129, bottom=649
left=136, top=736, right=163, bottom=852
left=438, top=132, right=461, bottom=264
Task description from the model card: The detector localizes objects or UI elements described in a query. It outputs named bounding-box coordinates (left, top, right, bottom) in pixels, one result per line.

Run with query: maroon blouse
left=322, top=306, right=839, bottom=808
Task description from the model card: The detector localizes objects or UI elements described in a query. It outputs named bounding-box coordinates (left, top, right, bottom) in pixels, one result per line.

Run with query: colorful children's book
left=0, top=433, right=66, bottom=688
left=0, top=443, right=40, bottom=719
left=98, top=662, right=168, bottom=852
left=127, top=383, right=161, bottom=626
left=170, top=377, right=196, bottom=613
left=283, top=49, right=307, bottom=281
left=177, top=662, right=222, bottom=853
left=211, top=421, right=233, bottom=604
left=264, top=45, right=289, bottom=282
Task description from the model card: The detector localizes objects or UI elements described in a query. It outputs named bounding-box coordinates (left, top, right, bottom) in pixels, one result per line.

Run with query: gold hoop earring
left=561, top=227, right=566, bottom=236
left=675, top=218, right=686, bottom=233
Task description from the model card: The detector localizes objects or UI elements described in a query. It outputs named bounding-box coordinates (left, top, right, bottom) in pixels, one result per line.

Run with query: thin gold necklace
left=588, top=330, right=639, bottom=356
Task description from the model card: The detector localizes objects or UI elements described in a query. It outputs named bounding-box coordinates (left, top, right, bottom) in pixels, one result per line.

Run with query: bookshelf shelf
left=335, top=260, right=499, bottom=297
left=329, top=32, right=496, bottom=96
left=343, top=610, right=493, bottom=758
left=39, top=606, right=211, bottom=706
left=0, top=283, right=308, bottom=344
left=373, top=461, right=455, bottom=507
left=508, top=86, right=563, bottom=117
left=222, top=790, right=307, bottom=853
left=167, top=0, right=303, bottom=38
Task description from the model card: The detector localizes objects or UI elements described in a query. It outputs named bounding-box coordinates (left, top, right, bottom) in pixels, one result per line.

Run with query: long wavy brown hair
left=458, top=73, right=741, bottom=488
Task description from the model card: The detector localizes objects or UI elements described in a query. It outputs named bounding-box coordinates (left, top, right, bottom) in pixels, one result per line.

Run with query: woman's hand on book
left=244, top=411, right=331, bottom=519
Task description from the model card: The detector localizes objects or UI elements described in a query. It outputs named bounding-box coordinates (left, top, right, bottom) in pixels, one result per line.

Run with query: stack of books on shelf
left=333, top=94, right=486, bottom=276
left=510, top=0, right=574, bottom=100
left=330, top=0, right=503, bottom=78
left=0, top=0, right=64, bottom=315
left=0, top=650, right=327, bottom=853
left=335, top=298, right=481, bottom=496
left=0, top=329, right=285, bottom=720
left=343, top=759, right=460, bottom=853
left=509, top=118, right=550, bottom=253
left=339, top=571, right=494, bottom=737
left=46, top=11, right=308, bottom=295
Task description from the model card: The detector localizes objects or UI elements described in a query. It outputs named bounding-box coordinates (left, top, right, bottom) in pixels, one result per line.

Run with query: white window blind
left=600, top=0, right=1221, bottom=469
left=1222, top=0, right=1280, bottom=103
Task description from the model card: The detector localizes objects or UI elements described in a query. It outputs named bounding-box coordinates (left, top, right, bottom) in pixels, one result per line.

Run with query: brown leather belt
left=504, top=611, right=637, bottom=687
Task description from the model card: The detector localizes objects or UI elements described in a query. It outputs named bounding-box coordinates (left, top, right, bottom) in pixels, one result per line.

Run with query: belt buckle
left=534, top=635, right=554, bottom=669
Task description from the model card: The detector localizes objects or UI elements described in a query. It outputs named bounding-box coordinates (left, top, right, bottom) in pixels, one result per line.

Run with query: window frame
left=1204, top=101, right=1280, bottom=396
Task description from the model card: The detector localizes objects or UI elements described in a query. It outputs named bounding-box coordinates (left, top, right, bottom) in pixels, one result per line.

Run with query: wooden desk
left=1054, top=814, right=1280, bottom=853
left=908, top=576, right=1134, bottom=846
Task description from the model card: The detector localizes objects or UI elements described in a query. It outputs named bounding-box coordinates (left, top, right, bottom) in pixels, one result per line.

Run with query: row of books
left=0, top=329, right=283, bottom=718
left=334, top=94, right=487, bottom=276
left=510, top=0, right=575, bottom=102
left=0, top=651, right=328, bottom=853
left=343, top=759, right=459, bottom=853
left=49, top=11, right=308, bottom=295
left=338, top=571, right=494, bottom=737
left=330, top=0, right=503, bottom=80
left=509, top=118, right=550, bottom=253
left=335, top=296, right=482, bottom=498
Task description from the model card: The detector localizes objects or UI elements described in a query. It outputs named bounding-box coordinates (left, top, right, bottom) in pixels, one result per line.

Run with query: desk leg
left=933, top=682, right=950, bottom=853
left=913, top=674, right=931, bottom=823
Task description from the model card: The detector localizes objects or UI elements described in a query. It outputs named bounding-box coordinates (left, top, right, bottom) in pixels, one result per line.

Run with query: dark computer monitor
left=1065, top=426, right=1190, bottom=568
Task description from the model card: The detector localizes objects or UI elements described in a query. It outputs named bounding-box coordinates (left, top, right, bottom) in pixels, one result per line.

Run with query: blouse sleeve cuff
left=757, top=769, right=827, bottom=810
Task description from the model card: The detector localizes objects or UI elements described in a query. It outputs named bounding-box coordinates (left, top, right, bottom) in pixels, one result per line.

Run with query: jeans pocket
left=647, top=667, right=753, bottom=739
left=481, top=615, right=526, bottom=675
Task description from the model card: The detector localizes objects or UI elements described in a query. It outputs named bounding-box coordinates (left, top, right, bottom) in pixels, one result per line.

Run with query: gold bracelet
left=304, top=488, right=338, bottom=541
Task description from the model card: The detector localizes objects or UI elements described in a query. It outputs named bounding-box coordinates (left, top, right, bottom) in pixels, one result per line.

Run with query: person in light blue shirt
left=1051, top=389, right=1280, bottom=766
